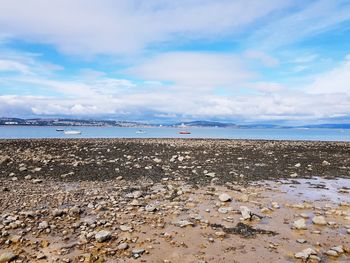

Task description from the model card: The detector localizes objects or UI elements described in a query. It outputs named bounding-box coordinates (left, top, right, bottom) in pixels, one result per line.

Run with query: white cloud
left=307, top=55, right=350, bottom=94
left=0, top=59, right=31, bottom=74
left=0, top=0, right=292, bottom=55
left=126, top=52, right=254, bottom=88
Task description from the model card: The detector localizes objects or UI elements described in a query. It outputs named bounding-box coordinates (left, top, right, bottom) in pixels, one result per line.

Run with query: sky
left=1, top=0, right=350, bottom=124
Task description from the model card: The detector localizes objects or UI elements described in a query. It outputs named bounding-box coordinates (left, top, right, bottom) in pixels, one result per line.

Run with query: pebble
left=145, top=204, right=157, bottom=212
left=120, top=225, right=132, bottom=232
left=117, top=243, right=129, bottom=250
left=173, top=220, right=193, bottom=228
left=240, top=206, right=252, bottom=220
left=293, top=218, right=307, bottom=230
left=0, top=252, right=17, bottom=263
left=95, top=230, right=111, bottom=242
left=312, top=216, right=327, bottom=225
left=294, top=248, right=318, bottom=260
left=38, top=221, right=49, bottom=229
left=325, top=250, right=338, bottom=257
left=218, top=193, right=232, bottom=202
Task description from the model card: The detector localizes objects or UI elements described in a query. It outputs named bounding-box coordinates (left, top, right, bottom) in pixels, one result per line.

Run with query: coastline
left=1, top=139, right=350, bottom=262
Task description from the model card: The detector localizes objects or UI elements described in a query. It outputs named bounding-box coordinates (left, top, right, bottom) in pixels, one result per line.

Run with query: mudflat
left=0, top=139, right=350, bottom=262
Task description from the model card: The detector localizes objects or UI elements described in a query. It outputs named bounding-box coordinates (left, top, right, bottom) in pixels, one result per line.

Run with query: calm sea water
left=0, top=126, right=349, bottom=141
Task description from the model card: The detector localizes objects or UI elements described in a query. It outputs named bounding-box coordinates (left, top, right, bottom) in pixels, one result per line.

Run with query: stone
left=132, top=191, right=142, bottom=198
left=119, top=225, right=132, bottom=232
left=95, top=230, right=111, bottom=242
left=294, top=163, right=301, bottom=167
left=240, top=206, right=252, bottom=220
left=214, top=231, right=226, bottom=237
left=145, top=204, right=157, bottom=212
left=52, top=209, right=64, bottom=217
left=0, top=252, right=16, bottom=263
left=218, top=193, right=232, bottom=202
left=24, top=175, right=32, bottom=180
left=294, top=248, right=317, bottom=260
left=330, top=246, right=344, bottom=254
left=293, top=218, right=307, bottom=230
left=173, top=220, right=193, bottom=228
left=322, top=160, right=330, bottom=166
left=312, top=216, right=327, bottom=225
left=271, top=202, right=280, bottom=209
left=290, top=173, right=298, bottom=178
left=38, top=221, right=49, bottom=229
left=218, top=207, right=232, bottom=214
left=117, top=243, right=129, bottom=250
left=32, top=179, right=43, bottom=184
left=325, top=250, right=338, bottom=257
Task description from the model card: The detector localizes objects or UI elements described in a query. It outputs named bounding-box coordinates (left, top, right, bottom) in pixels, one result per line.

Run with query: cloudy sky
left=1, top=0, right=350, bottom=124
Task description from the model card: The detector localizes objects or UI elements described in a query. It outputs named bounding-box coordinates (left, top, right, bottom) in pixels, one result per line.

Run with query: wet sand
left=0, top=139, right=350, bottom=262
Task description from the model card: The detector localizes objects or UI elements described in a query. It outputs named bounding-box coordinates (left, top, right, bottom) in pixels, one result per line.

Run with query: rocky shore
left=0, top=139, right=350, bottom=262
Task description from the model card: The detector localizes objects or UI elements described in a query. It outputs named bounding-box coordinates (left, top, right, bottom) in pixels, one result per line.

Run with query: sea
left=0, top=126, right=350, bottom=141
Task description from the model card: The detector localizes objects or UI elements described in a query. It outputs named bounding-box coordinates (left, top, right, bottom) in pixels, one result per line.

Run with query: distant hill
left=174, top=121, right=237, bottom=128
left=1, top=117, right=350, bottom=129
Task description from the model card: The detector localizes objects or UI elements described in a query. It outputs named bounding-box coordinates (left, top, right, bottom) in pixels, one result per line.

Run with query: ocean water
left=0, top=126, right=350, bottom=141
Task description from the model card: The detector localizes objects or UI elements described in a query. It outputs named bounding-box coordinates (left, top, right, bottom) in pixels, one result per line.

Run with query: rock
left=325, top=250, right=338, bottom=257
left=173, top=220, right=194, bottom=228
left=271, top=202, right=280, bottom=209
left=206, top=172, right=216, bottom=178
left=0, top=252, right=16, bottom=263
left=153, top=158, right=162, bottom=163
left=119, top=225, right=132, bottom=232
left=294, top=163, right=301, bottom=167
left=214, top=231, right=226, bottom=237
left=95, top=230, right=111, bottom=242
left=24, top=175, right=32, bottom=180
left=117, top=243, right=129, bottom=250
left=218, top=207, right=232, bottom=214
left=38, top=221, right=49, bottom=229
left=32, top=179, right=43, bottom=184
left=330, top=246, right=344, bottom=254
left=132, top=191, right=142, bottom=198
left=322, top=160, right=330, bottom=166
left=296, top=239, right=306, bottom=244
left=145, top=204, right=157, bottom=212
left=240, top=206, right=252, bottom=220
left=312, top=216, right=327, bottom=225
left=293, top=218, right=307, bottom=230
left=290, top=173, right=298, bottom=178
left=294, top=248, right=317, bottom=260
left=132, top=248, right=145, bottom=258
left=218, top=193, right=232, bottom=202
left=52, top=209, right=64, bottom=217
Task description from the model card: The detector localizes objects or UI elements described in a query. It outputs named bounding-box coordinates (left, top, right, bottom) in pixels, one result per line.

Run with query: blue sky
left=1, top=0, right=350, bottom=124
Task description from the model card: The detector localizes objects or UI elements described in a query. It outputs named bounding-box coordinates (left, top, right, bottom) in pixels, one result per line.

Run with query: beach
left=1, top=139, right=350, bottom=262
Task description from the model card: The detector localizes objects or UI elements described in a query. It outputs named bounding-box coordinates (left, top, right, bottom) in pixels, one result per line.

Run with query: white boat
left=136, top=130, right=146, bottom=134
left=64, top=130, right=82, bottom=135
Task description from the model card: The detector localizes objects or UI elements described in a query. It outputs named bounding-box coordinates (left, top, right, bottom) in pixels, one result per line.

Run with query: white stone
left=312, top=216, right=327, bottom=225
left=240, top=206, right=252, bottom=220
left=218, top=193, right=232, bottom=202
left=95, top=230, right=111, bottom=242
left=293, top=218, right=307, bottom=230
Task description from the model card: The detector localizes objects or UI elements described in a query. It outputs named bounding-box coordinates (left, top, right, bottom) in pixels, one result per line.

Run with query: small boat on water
left=64, top=130, right=82, bottom=135
left=56, top=128, right=64, bottom=132
left=179, top=131, right=191, bottom=135
left=136, top=130, right=146, bottom=134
